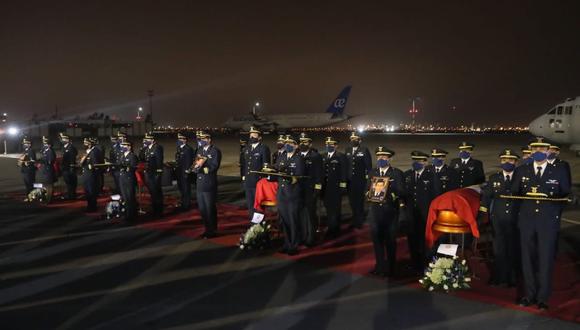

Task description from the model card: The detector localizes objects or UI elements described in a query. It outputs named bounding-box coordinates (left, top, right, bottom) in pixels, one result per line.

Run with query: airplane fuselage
left=529, top=96, right=580, bottom=151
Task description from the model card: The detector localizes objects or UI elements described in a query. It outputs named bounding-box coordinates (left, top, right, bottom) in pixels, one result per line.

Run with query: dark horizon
left=1, top=1, right=579, bottom=126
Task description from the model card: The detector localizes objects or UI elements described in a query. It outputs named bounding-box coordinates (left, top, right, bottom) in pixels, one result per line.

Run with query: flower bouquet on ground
left=28, top=188, right=47, bottom=203
left=239, top=221, right=271, bottom=250
left=419, top=256, right=471, bottom=292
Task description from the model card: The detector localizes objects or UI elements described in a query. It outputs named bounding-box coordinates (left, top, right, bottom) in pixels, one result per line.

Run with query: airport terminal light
left=7, top=126, right=19, bottom=136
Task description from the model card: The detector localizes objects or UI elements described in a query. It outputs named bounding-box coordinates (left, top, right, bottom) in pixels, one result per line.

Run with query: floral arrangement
left=239, top=222, right=271, bottom=250
left=28, top=188, right=47, bottom=203
left=105, top=200, right=125, bottom=220
left=419, top=256, right=471, bottom=292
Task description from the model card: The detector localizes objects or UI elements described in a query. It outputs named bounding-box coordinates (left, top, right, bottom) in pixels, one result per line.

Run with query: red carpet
left=9, top=191, right=580, bottom=324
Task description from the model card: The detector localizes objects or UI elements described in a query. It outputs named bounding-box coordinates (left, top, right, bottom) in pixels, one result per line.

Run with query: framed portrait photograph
left=367, top=176, right=390, bottom=203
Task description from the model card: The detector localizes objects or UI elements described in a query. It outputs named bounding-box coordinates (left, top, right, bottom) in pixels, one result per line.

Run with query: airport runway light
left=7, top=126, right=19, bottom=136
left=357, top=125, right=365, bottom=133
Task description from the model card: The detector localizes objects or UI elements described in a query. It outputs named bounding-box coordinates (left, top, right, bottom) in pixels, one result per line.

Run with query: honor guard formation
left=17, top=130, right=572, bottom=310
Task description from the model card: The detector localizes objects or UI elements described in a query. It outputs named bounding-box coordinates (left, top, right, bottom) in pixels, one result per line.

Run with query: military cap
left=198, top=130, right=211, bottom=138
left=458, top=141, right=474, bottom=150
left=248, top=126, right=261, bottom=134
left=42, top=136, right=51, bottom=144
left=529, top=136, right=550, bottom=147
left=60, top=133, right=70, bottom=141
left=549, top=145, right=560, bottom=151
left=121, top=141, right=132, bottom=147
left=325, top=136, right=338, bottom=144
left=376, top=146, right=395, bottom=156
left=177, top=133, right=187, bottom=140
left=349, top=131, right=362, bottom=140
left=117, top=131, right=127, bottom=138
left=285, top=134, right=298, bottom=144
left=499, top=148, right=519, bottom=159
left=22, top=137, right=31, bottom=144
left=431, top=148, right=448, bottom=157
left=521, top=146, right=531, bottom=155
left=143, top=132, right=155, bottom=140
left=276, top=134, right=286, bottom=142
left=299, top=132, right=312, bottom=142
left=411, top=150, right=429, bottom=160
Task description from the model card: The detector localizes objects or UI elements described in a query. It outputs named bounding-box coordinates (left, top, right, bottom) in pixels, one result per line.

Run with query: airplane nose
left=528, top=116, right=545, bottom=137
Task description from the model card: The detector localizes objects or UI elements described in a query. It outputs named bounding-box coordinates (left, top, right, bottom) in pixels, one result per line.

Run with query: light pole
left=252, top=101, right=260, bottom=116
left=408, top=97, right=420, bottom=131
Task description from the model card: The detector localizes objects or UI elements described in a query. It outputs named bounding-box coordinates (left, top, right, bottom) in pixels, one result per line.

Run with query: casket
left=432, top=210, right=472, bottom=234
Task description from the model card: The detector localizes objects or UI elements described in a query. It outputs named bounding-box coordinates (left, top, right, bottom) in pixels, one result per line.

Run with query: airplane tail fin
left=326, top=85, right=352, bottom=118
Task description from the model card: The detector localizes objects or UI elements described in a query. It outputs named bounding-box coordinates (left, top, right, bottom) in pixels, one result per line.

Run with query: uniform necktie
left=416, top=172, right=420, bottom=181
left=505, top=174, right=511, bottom=184
left=536, top=166, right=542, bottom=179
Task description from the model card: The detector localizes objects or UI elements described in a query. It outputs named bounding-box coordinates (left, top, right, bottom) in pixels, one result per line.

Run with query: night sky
left=1, top=1, right=579, bottom=126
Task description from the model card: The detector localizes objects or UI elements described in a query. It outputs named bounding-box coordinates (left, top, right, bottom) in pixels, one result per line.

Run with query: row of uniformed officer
left=38, top=136, right=57, bottom=203
left=19, top=138, right=37, bottom=199
left=175, top=133, right=196, bottom=211
left=321, top=136, right=348, bottom=239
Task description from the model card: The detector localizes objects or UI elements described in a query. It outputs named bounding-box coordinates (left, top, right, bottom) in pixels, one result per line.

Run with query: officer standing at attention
left=450, top=142, right=485, bottom=187
left=368, top=146, right=405, bottom=277
left=272, top=134, right=286, bottom=165
left=238, top=133, right=248, bottom=182
left=175, top=133, right=195, bottom=211
left=19, top=137, right=36, bottom=200
left=80, top=138, right=101, bottom=212
left=512, top=137, right=571, bottom=310
left=403, top=151, right=441, bottom=272
left=346, top=131, right=372, bottom=229
left=142, top=132, right=164, bottom=216
left=38, top=136, right=57, bottom=203
left=109, top=134, right=121, bottom=194
left=93, top=138, right=106, bottom=195
left=276, top=135, right=305, bottom=255
left=298, top=132, right=323, bottom=246
left=429, top=148, right=459, bottom=194
left=59, top=133, right=78, bottom=200
left=242, top=126, right=270, bottom=219
left=520, top=146, right=533, bottom=167
left=478, top=149, right=520, bottom=287
left=119, top=141, right=138, bottom=221
left=193, top=131, right=222, bottom=238
left=322, top=136, right=348, bottom=239
left=547, top=144, right=571, bottom=184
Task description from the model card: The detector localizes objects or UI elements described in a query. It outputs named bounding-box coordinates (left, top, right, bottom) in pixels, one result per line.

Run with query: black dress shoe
left=517, top=297, right=535, bottom=307
left=537, top=302, right=549, bottom=311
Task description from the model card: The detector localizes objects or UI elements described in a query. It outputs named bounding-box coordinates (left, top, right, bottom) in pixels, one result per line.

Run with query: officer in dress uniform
left=520, top=146, right=533, bottom=167
left=429, top=148, right=459, bottom=194
left=119, top=141, right=138, bottom=221
left=403, top=151, right=441, bottom=272
left=276, top=135, right=305, bottom=255
left=478, top=149, right=520, bottom=287
left=80, top=137, right=101, bottom=212
left=547, top=145, right=571, bottom=184
left=513, top=137, right=571, bottom=310
left=238, top=133, right=248, bottom=182
left=193, top=131, right=222, bottom=238
left=109, top=134, right=122, bottom=194
left=175, top=133, right=195, bottom=211
left=368, top=146, right=405, bottom=277
left=19, top=137, right=36, bottom=200
left=346, top=131, right=372, bottom=229
left=298, top=132, right=323, bottom=246
left=322, top=136, right=348, bottom=239
left=59, top=134, right=78, bottom=200
left=38, top=136, right=57, bottom=203
left=93, top=138, right=106, bottom=195
left=142, top=132, right=164, bottom=216
left=272, top=134, right=286, bottom=165
left=449, top=142, right=485, bottom=188
left=242, top=126, right=271, bottom=219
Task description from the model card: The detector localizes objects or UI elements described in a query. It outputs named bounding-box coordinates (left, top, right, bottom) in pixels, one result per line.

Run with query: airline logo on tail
left=326, top=85, right=352, bottom=118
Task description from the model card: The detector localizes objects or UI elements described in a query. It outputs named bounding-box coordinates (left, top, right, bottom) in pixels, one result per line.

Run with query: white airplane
left=529, top=96, right=580, bottom=154
left=223, top=86, right=354, bottom=132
